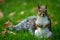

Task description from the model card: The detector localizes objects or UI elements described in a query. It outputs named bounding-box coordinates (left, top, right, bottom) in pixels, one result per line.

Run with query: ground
left=0, top=0, right=60, bottom=40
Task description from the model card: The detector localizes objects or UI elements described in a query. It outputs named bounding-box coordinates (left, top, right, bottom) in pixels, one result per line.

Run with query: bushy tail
left=5, top=16, right=36, bottom=31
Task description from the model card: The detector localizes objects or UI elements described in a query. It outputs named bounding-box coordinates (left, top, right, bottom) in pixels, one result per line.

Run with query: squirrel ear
left=38, top=4, right=40, bottom=9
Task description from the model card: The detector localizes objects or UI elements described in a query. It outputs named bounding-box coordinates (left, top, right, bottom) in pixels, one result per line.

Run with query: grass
left=0, top=0, right=60, bottom=40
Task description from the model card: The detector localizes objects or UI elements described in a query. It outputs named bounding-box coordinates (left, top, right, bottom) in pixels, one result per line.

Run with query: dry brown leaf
left=0, top=0, right=5, bottom=3
left=9, top=12, right=15, bottom=17
left=54, top=21, right=58, bottom=26
left=1, top=29, right=7, bottom=36
left=0, top=10, right=4, bottom=19
left=4, top=20, right=13, bottom=28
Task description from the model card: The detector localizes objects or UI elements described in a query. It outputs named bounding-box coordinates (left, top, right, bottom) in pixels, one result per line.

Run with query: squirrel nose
left=41, top=14, right=45, bottom=17
left=43, top=14, right=44, bottom=16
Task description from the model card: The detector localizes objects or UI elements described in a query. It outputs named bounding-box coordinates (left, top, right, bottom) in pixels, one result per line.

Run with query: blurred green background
left=0, top=0, right=60, bottom=40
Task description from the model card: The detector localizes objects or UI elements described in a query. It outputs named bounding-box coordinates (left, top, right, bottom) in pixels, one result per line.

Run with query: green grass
left=0, top=0, right=60, bottom=40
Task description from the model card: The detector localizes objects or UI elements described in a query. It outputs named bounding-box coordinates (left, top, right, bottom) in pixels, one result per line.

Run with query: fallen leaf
left=0, top=0, right=5, bottom=3
left=9, top=12, right=15, bottom=17
left=0, top=10, right=4, bottom=19
left=54, top=21, right=58, bottom=26
left=1, top=29, right=7, bottom=36
left=4, top=20, right=13, bottom=28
